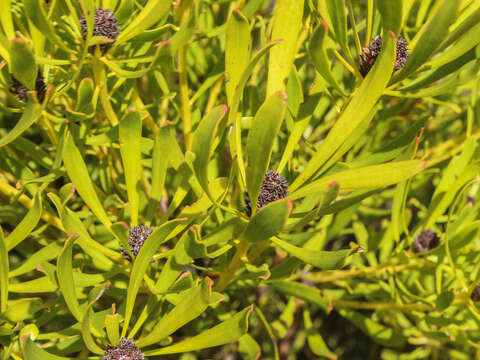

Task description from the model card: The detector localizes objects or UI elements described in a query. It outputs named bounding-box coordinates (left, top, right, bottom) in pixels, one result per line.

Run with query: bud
left=471, top=285, right=480, bottom=302
left=102, top=338, right=144, bottom=360
left=120, top=225, right=153, bottom=261
left=412, top=229, right=440, bottom=253
left=80, top=8, right=120, bottom=53
left=244, top=170, right=289, bottom=216
left=359, top=35, right=409, bottom=77
left=11, top=72, right=46, bottom=103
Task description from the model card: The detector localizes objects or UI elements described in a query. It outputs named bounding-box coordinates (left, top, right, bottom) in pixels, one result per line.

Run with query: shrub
left=0, top=0, right=479, bottom=359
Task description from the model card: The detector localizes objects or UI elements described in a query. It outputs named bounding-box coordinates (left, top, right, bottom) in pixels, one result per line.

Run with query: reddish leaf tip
left=11, top=37, right=21, bottom=43
left=421, top=161, right=428, bottom=170
left=156, top=40, right=171, bottom=47
left=389, top=31, right=396, bottom=40
left=83, top=77, right=93, bottom=82
left=234, top=9, right=244, bottom=16
left=221, top=104, right=228, bottom=114
left=320, top=20, right=329, bottom=33
left=286, top=199, right=293, bottom=211
left=328, top=180, right=338, bottom=187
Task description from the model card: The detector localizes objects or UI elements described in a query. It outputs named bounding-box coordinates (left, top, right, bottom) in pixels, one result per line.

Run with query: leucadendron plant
left=0, top=0, right=479, bottom=359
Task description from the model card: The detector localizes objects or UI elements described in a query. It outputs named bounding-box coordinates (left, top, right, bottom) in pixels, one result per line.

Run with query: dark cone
left=471, top=285, right=480, bottom=302
left=359, top=35, right=409, bottom=77
left=102, top=338, right=144, bottom=360
left=80, top=8, right=119, bottom=53
left=11, top=72, right=46, bottom=103
left=120, top=225, right=153, bottom=261
left=412, top=229, right=440, bottom=253
left=244, top=170, right=289, bottom=216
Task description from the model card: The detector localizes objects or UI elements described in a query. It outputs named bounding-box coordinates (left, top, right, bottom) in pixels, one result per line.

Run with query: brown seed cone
left=412, top=229, right=440, bottom=253
left=79, top=8, right=119, bottom=53
left=471, top=285, right=480, bottom=302
left=11, top=72, right=46, bottom=103
left=120, top=225, right=153, bottom=261
left=102, top=338, right=144, bottom=360
left=359, top=35, right=409, bottom=77
left=244, top=170, right=289, bottom=216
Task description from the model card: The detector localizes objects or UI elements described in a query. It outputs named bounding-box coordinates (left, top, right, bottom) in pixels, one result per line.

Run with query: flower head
left=244, top=170, right=289, bottom=216
left=359, top=35, right=409, bottom=77
left=11, top=72, right=46, bottom=103
left=80, top=8, right=119, bottom=53
left=412, top=229, right=440, bottom=253
left=102, top=338, right=144, bottom=360
left=120, top=225, right=153, bottom=261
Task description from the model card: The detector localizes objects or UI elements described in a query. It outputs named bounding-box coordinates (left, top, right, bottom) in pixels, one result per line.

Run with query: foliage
left=0, top=0, right=479, bottom=359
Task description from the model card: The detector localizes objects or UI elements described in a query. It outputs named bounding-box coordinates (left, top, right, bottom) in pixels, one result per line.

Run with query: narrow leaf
left=246, top=91, right=287, bottom=212
left=291, top=160, right=425, bottom=200
left=137, top=278, right=212, bottom=347
left=63, top=134, right=111, bottom=228
left=145, top=306, right=252, bottom=355
left=119, top=111, right=142, bottom=226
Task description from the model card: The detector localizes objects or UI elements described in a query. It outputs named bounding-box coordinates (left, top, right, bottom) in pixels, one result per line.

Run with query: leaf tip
left=156, top=40, right=171, bottom=47
left=221, top=104, right=228, bottom=115
left=320, top=19, right=329, bottom=33
left=388, top=31, right=396, bottom=40
left=421, top=161, right=428, bottom=170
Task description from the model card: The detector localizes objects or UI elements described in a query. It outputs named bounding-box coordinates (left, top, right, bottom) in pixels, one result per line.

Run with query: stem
left=297, top=259, right=435, bottom=283
left=0, top=178, right=63, bottom=231
left=178, top=45, right=192, bottom=150
left=332, top=299, right=433, bottom=312
left=92, top=59, right=119, bottom=126
left=214, top=238, right=250, bottom=292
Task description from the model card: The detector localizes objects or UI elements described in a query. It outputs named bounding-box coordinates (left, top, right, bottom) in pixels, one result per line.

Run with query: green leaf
left=303, top=308, right=337, bottom=359
left=21, top=0, right=69, bottom=52
left=392, top=0, right=461, bottom=83
left=291, top=160, right=426, bottom=200
left=61, top=207, right=118, bottom=268
left=191, top=104, right=228, bottom=200
left=337, top=308, right=405, bottom=346
left=309, top=23, right=346, bottom=95
left=228, top=40, right=282, bottom=187
left=10, top=38, right=36, bottom=89
left=0, top=227, right=8, bottom=313
left=270, top=281, right=328, bottom=311
left=246, top=91, right=287, bottom=213
left=376, top=0, right=403, bottom=35
left=81, top=294, right=105, bottom=355
left=116, top=0, right=173, bottom=44
left=225, top=9, right=251, bottom=104
left=326, top=0, right=354, bottom=66
left=238, top=334, right=261, bottom=360
left=119, top=111, right=142, bottom=226
left=147, top=126, right=169, bottom=220
left=267, top=0, right=304, bottom=96
left=105, top=314, right=121, bottom=347
left=0, top=97, right=42, bottom=148
left=424, top=22, right=480, bottom=69
left=122, top=219, right=188, bottom=337
left=2, top=298, right=44, bottom=322
left=24, top=338, right=70, bottom=360
left=137, top=278, right=212, bottom=347
left=290, top=32, right=396, bottom=190
left=144, top=306, right=253, bottom=355
left=0, top=0, right=14, bottom=41
left=9, top=242, right=62, bottom=278
left=57, top=234, right=83, bottom=322
left=6, top=191, right=42, bottom=251
left=63, top=134, right=111, bottom=228
left=243, top=200, right=292, bottom=243
left=271, top=237, right=353, bottom=270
